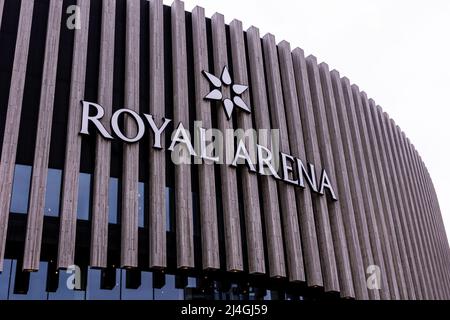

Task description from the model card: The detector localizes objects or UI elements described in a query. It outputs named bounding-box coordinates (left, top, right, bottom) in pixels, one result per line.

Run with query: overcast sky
left=163, top=0, right=450, bottom=240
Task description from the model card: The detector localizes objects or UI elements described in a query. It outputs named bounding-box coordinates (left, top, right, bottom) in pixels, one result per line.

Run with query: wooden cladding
left=90, top=0, right=116, bottom=269
left=171, top=0, right=194, bottom=269
left=0, top=0, right=449, bottom=299
left=148, top=0, right=167, bottom=269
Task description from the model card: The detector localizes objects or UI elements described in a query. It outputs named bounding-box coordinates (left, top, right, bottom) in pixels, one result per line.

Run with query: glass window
left=48, top=268, right=86, bottom=300
left=264, top=290, right=275, bottom=300
left=10, top=164, right=32, bottom=214
left=165, top=187, right=174, bottom=232
left=229, top=284, right=240, bottom=301
left=108, top=177, right=119, bottom=224
left=121, top=270, right=153, bottom=300
left=9, top=260, right=48, bottom=300
left=86, top=268, right=120, bottom=300
left=154, top=274, right=184, bottom=300
left=0, top=259, right=12, bottom=300
left=77, top=173, right=91, bottom=220
left=44, top=169, right=62, bottom=217
left=184, top=277, right=197, bottom=300
left=187, top=277, right=196, bottom=288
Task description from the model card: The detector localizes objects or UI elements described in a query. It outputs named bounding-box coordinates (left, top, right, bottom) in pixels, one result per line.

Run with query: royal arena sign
left=79, top=67, right=337, bottom=201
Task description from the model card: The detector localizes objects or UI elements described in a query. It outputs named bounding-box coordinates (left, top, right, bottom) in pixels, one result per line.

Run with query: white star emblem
left=203, top=66, right=251, bottom=120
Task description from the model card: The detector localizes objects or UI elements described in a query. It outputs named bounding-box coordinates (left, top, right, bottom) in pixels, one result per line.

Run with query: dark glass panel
left=10, top=164, right=32, bottom=213
left=0, top=259, right=12, bottom=300
left=154, top=274, right=184, bottom=300
left=108, top=177, right=119, bottom=224
left=9, top=260, right=48, bottom=300
left=86, top=268, right=120, bottom=300
left=44, top=168, right=62, bottom=217
left=121, top=269, right=153, bottom=300
left=77, top=172, right=91, bottom=220
left=47, top=269, right=86, bottom=300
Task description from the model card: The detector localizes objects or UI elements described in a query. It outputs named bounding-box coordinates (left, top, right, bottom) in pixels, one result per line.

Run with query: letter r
left=80, top=100, right=113, bottom=139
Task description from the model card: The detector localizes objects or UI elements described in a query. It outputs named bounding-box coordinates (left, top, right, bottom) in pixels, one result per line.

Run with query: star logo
left=202, top=66, right=250, bottom=120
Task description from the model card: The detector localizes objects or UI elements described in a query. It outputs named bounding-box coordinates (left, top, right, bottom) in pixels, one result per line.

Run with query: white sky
left=163, top=0, right=450, bottom=241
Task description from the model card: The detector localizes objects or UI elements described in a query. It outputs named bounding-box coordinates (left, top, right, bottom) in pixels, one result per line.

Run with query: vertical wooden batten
left=171, top=0, right=194, bottom=269
left=120, top=0, right=140, bottom=268
left=262, top=34, right=305, bottom=282
left=148, top=0, right=167, bottom=269
left=246, top=26, right=286, bottom=279
left=23, top=0, right=64, bottom=272
left=90, top=0, right=116, bottom=269
left=277, top=41, right=322, bottom=288
left=0, top=0, right=35, bottom=272
left=210, top=12, right=243, bottom=272
left=318, top=63, right=370, bottom=300
left=57, top=0, right=90, bottom=269
left=191, top=5, right=220, bottom=270
left=229, top=19, right=265, bottom=275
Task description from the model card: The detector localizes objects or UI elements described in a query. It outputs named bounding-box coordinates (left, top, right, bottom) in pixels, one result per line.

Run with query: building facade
left=0, top=0, right=449, bottom=300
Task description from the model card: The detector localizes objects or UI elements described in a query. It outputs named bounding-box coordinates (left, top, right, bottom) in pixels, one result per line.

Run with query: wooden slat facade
left=0, top=0, right=448, bottom=299
left=391, top=118, right=434, bottom=299
left=262, top=33, right=305, bottom=282
left=341, top=77, right=399, bottom=299
left=319, top=63, right=369, bottom=300
left=405, top=136, right=443, bottom=298
left=291, top=48, right=340, bottom=293
left=330, top=70, right=386, bottom=299
left=246, top=26, right=286, bottom=279
left=277, top=41, right=322, bottom=288
left=306, top=56, right=354, bottom=298
left=364, top=97, right=415, bottom=299
left=381, top=109, right=426, bottom=299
